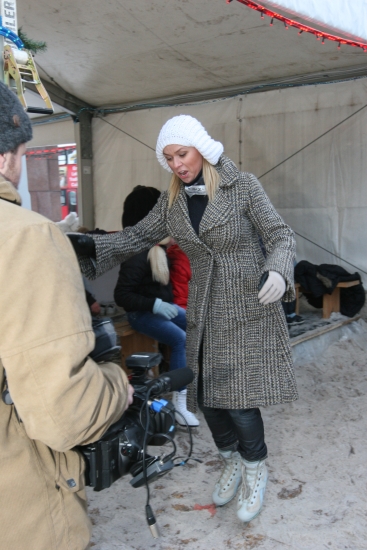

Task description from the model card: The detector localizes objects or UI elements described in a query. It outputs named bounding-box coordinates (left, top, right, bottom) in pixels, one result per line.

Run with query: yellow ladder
left=3, top=44, right=53, bottom=114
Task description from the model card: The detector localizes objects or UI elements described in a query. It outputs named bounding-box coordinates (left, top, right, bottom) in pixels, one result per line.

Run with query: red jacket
left=166, top=244, right=191, bottom=309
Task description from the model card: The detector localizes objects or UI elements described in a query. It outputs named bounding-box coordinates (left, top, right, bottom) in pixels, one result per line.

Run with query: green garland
left=18, top=28, right=47, bottom=54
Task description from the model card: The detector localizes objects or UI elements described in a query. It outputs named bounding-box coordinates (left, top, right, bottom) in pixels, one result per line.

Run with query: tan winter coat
left=0, top=176, right=130, bottom=550
left=80, top=155, right=298, bottom=413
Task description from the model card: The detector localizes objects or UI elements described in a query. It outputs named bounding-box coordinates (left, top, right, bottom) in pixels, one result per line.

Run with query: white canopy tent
left=17, top=0, right=367, bottom=108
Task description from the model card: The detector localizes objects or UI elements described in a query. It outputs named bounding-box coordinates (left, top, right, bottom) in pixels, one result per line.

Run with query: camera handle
left=130, top=456, right=175, bottom=489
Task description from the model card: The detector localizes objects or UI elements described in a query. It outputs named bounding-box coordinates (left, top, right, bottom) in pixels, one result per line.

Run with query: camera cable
left=140, top=390, right=178, bottom=537
left=140, top=387, right=201, bottom=537
left=141, top=386, right=160, bottom=538
left=172, top=410, right=202, bottom=467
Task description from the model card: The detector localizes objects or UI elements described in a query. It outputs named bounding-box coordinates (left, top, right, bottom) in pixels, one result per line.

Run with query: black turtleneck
left=184, top=171, right=208, bottom=235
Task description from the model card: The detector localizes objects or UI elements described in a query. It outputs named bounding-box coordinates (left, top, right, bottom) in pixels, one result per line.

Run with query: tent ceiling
left=18, top=0, right=367, bottom=111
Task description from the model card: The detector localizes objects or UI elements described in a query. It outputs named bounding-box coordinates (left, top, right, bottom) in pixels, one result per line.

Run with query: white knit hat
left=156, top=115, right=224, bottom=172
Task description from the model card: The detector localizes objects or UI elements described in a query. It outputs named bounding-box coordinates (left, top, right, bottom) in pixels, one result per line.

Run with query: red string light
left=26, top=145, right=76, bottom=160
left=226, top=0, right=367, bottom=52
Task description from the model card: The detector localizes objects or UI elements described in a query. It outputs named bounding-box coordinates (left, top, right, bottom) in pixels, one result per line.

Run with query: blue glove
left=153, top=298, right=178, bottom=320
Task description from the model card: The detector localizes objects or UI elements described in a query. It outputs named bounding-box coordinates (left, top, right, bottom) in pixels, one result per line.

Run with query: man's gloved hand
left=258, top=270, right=286, bottom=305
left=67, top=233, right=96, bottom=258
left=153, top=298, right=178, bottom=320
left=123, top=384, right=135, bottom=413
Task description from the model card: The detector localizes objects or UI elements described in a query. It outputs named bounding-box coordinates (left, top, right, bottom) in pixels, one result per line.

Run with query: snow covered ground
left=87, top=297, right=367, bottom=550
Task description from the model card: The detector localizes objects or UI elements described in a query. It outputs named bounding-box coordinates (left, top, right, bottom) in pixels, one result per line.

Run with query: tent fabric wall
left=92, top=77, right=367, bottom=285
left=29, top=118, right=76, bottom=148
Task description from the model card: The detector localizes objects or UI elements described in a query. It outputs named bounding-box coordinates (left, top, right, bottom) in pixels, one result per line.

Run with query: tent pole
left=75, top=110, right=95, bottom=230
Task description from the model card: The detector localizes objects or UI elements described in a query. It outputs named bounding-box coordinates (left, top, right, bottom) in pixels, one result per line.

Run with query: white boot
left=171, top=390, right=199, bottom=427
left=212, top=449, right=242, bottom=506
left=237, top=458, right=268, bottom=522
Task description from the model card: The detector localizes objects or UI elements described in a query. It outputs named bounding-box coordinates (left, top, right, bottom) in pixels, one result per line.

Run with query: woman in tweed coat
left=72, top=115, right=297, bottom=524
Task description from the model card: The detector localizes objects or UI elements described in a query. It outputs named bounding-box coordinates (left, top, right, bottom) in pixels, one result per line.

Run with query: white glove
left=55, top=212, right=80, bottom=234
left=258, top=270, right=286, bottom=305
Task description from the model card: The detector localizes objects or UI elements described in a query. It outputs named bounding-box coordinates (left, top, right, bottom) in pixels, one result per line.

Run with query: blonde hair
left=167, top=158, right=220, bottom=208
left=147, top=237, right=171, bottom=285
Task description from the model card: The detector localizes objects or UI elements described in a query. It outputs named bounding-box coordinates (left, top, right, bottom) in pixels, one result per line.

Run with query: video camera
left=79, top=352, right=194, bottom=492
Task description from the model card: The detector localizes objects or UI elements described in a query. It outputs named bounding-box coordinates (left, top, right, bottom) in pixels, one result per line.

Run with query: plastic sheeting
left=261, top=0, right=367, bottom=42
left=92, top=77, right=367, bottom=286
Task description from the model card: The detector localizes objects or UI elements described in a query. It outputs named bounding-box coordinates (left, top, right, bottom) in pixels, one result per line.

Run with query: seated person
left=282, top=300, right=304, bottom=326
left=85, top=288, right=101, bottom=316
left=114, top=185, right=199, bottom=427
left=166, top=239, right=191, bottom=309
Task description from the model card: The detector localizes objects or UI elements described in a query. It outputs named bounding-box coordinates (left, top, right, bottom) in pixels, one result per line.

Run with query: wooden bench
left=295, top=280, right=360, bottom=319
left=114, top=318, right=160, bottom=377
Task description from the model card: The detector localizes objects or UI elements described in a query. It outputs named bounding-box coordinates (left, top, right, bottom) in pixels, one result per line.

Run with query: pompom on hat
left=0, top=82, right=32, bottom=154
left=156, top=115, right=223, bottom=172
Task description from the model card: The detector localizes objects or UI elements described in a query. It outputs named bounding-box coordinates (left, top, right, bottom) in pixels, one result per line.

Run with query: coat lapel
left=168, top=155, right=239, bottom=243
left=167, top=187, right=211, bottom=252
left=199, top=155, right=238, bottom=236
left=198, top=187, right=232, bottom=236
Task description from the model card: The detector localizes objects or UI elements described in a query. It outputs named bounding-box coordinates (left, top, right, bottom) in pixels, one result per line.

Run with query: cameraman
left=0, top=82, right=134, bottom=550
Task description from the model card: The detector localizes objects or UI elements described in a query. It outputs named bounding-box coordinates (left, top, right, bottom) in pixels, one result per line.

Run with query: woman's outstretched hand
left=67, top=233, right=96, bottom=258
left=258, top=270, right=286, bottom=305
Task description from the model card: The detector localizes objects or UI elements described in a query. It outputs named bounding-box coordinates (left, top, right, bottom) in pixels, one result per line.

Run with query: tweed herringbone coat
left=81, top=155, right=298, bottom=411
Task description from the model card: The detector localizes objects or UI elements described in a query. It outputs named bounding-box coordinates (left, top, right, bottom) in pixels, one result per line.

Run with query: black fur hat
left=122, top=185, right=161, bottom=228
left=0, top=82, right=33, bottom=154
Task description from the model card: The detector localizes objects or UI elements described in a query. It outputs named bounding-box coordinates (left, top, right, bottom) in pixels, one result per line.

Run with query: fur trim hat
left=122, top=185, right=161, bottom=228
left=0, top=82, right=33, bottom=154
left=156, top=114, right=223, bottom=172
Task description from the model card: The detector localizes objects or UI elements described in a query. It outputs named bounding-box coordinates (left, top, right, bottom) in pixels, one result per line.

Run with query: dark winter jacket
left=114, top=250, right=174, bottom=312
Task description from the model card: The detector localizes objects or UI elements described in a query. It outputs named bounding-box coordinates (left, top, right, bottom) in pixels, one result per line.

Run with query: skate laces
left=219, top=456, right=240, bottom=489
left=239, top=462, right=265, bottom=504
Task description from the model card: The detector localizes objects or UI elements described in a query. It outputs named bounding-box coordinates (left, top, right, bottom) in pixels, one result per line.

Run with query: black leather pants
left=197, top=371, right=268, bottom=462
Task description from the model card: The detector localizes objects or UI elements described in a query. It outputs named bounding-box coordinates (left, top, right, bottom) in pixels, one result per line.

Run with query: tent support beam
left=28, top=79, right=96, bottom=228
left=97, top=64, right=367, bottom=114
left=75, top=110, right=94, bottom=230
left=39, top=79, right=94, bottom=116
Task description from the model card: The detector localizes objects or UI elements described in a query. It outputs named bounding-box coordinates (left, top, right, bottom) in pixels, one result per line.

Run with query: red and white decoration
left=227, top=0, right=367, bottom=51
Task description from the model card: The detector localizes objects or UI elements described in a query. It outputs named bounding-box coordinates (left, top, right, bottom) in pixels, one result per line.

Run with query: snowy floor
left=86, top=299, right=367, bottom=550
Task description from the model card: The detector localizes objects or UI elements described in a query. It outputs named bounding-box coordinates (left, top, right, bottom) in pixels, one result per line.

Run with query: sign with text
left=67, top=164, right=78, bottom=188
left=1, top=0, right=18, bottom=46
